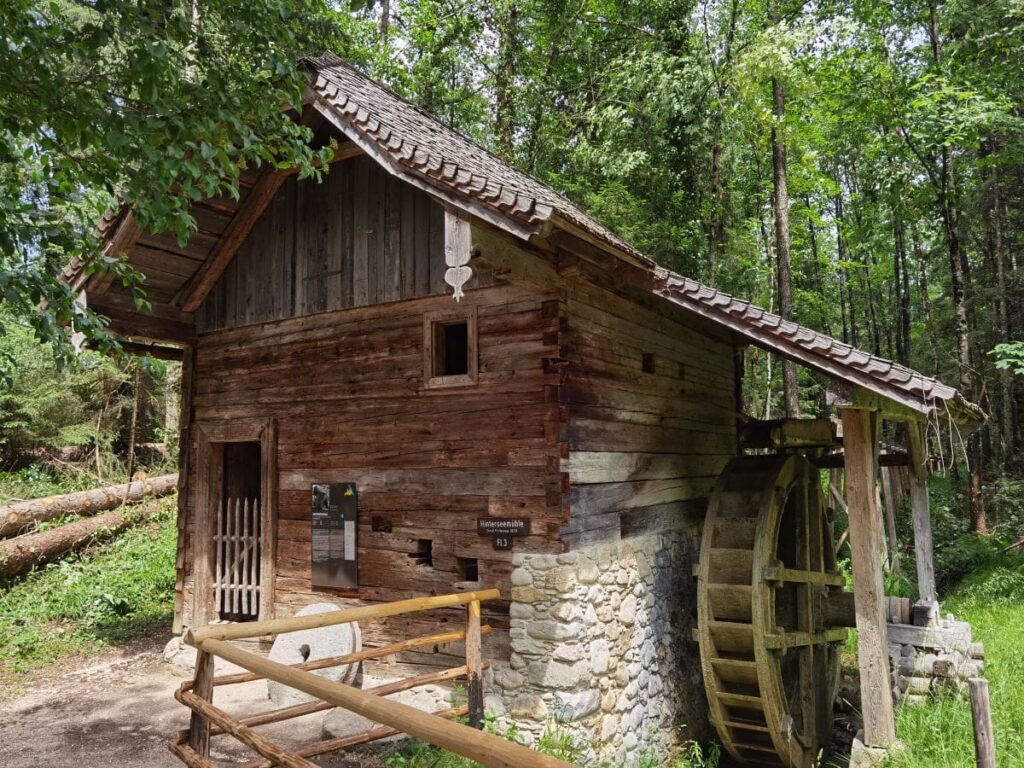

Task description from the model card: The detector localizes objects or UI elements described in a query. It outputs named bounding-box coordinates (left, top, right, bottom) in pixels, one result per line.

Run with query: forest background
left=2, top=1, right=1024, bottom=564
left=1, top=3, right=1024, bottom=764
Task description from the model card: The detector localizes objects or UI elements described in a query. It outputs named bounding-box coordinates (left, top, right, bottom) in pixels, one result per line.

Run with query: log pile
left=0, top=473, right=177, bottom=539
left=888, top=612, right=986, bottom=705
left=0, top=498, right=166, bottom=579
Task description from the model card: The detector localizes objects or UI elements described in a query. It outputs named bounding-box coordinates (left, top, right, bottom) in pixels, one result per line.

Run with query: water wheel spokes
left=697, top=454, right=850, bottom=768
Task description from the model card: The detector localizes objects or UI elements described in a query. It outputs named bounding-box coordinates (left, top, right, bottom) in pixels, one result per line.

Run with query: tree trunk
left=379, top=0, right=390, bottom=43
left=835, top=190, right=856, bottom=346
left=0, top=474, right=177, bottom=539
left=494, top=2, right=519, bottom=158
left=983, top=158, right=1013, bottom=468
left=0, top=500, right=164, bottom=579
left=771, top=76, right=799, bottom=417
left=125, top=365, right=142, bottom=484
left=910, top=224, right=941, bottom=375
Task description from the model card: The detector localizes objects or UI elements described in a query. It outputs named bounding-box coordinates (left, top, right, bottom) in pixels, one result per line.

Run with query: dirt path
left=0, top=632, right=389, bottom=768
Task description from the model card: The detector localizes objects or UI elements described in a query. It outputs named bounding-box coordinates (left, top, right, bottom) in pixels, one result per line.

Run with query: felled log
left=0, top=473, right=177, bottom=539
left=0, top=499, right=164, bottom=578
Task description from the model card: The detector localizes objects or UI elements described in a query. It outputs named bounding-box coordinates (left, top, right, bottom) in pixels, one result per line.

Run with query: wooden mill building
left=69, top=53, right=982, bottom=766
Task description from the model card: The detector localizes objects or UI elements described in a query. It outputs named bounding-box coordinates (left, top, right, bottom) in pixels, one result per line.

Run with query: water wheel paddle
left=697, top=454, right=851, bottom=767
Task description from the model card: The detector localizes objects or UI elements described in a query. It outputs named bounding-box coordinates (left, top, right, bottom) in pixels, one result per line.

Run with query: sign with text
left=478, top=517, right=528, bottom=550
left=311, top=483, right=358, bottom=589
left=477, top=517, right=529, bottom=537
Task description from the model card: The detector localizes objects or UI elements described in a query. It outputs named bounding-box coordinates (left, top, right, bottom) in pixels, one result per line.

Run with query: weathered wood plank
left=841, top=407, right=896, bottom=748
left=180, top=169, right=288, bottom=313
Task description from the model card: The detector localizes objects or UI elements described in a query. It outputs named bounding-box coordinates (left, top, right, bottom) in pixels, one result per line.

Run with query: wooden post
left=907, top=422, right=937, bottom=604
left=188, top=648, right=216, bottom=756
left=172, top=346, right=194, bottom=634
left=841, top=407, right=897, bottom=748
left=969, top=678, right=996, bottom=768
left=466, top=599, right=484, bottom=729
left=881, top=467, right=901, bottom=575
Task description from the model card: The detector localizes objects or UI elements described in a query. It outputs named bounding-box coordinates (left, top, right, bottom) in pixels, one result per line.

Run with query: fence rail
left=170, top=589, right=577, bottom=768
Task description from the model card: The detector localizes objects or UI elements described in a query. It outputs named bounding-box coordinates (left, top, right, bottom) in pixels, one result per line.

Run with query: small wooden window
left=642, top=352, right=656, bottom=374
left=409, top=539, right=433, bottom=567
left=457, top=556, right=479, bottom=582
left=423, top=307, right=478, bottom=389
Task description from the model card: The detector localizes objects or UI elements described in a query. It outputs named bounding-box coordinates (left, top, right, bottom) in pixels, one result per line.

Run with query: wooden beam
left=194, top=637, right=575, bottom=768
left=187, top=589, right=502, bottom=643
left=279, top=141, right=364, bottom=176
left=907, top=421, right=937, bottom=604
left=177, top=169, right=288, bottom=313
left=187, top=649, right=215, bottom=758
left=741, top=418, right=837, bottom=450
left=85, top=211, right=142, bottom=294
left=814, top=452, right=908, bottom=469
left=88, top=291, right=196, bottom=344
left=828, top=380, right=928, bottom=424
left=466, top=599, right=484, bottom=729
left=116, top=340, right=184, bottom=361
left=840, top=407, right=896, bottom=748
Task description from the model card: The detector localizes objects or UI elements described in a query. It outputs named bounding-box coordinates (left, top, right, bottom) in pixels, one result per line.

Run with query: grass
left=0, top=464, right=97, bottom=505
left=886, top=552, right=1024, bottom=768
left=0, top=491, right=177, bottom=692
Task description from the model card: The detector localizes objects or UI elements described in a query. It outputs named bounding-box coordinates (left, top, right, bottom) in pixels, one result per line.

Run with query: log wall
left=196, top=156, right=492, bottom=332
left=183, top=280, right=563, bottom=673
left=561, top=279, right=740, bottom=547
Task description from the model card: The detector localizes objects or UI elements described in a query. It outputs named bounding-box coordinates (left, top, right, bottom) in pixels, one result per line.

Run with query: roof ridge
left=306, top=54, right=578, bottom=210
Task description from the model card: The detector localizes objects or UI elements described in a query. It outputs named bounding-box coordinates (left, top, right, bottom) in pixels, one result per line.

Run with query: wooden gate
left=214, top=497, right=261, bottom=621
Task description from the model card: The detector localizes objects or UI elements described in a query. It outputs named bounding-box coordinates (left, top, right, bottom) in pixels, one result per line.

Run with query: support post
left=188, top=648, right=215, bottom=757
left=969, top=677, right=996, bottom=768
left=907, top=422, right=937, bottom=605
left=466, top=599, right=484, bottom=729
left=841, top=408, right=897, bottom=748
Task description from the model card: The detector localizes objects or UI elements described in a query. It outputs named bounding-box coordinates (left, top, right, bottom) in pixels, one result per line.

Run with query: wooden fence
left=169, top=590, right=576, bottom=768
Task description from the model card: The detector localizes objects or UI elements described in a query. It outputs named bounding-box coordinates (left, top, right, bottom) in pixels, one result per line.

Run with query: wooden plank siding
left=178, top=167, right=743, bottom=676
left=182, top=283, right=564, bottom=675
left=196, top=156, right=492, bottom=332
left=560, top=278, right=740, bottom=548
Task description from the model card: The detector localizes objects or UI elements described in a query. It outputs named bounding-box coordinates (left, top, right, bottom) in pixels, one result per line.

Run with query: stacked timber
left=0, top=497, right=166, bottom=578
left=0, top=473, right=177, bottom=539
left=888, top=611, right=985, bottom=705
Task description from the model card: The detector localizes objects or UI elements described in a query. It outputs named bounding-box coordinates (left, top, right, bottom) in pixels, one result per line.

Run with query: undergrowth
left=0, top=494, right=177, bottom=690
left=383, top=716, right=719, bottom=767
left=886, top=552, right=1024, bottom=768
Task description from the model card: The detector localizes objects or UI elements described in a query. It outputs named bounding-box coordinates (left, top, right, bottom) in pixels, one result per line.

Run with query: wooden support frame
left=840, top=407, right=897, bottom=748
left=907, top=421, right=937, bottom=605
left=172, top=591, right=576, bottom=768
left=191, top=419, right=278, bottom=627
left=173, top=345, right=196, bottom=634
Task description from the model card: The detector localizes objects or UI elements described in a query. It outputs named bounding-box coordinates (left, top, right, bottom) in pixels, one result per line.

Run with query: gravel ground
left=0, top=632, right=393, bottom=768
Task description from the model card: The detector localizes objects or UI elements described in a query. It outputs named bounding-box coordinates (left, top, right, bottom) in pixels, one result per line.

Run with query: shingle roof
left=304, top=53, right=651, bottom=265
left=302, top=54, right=982, bottom=426
left=654, top=274, right=984, bottom=424
left=74, top=53, right=982, bottom=426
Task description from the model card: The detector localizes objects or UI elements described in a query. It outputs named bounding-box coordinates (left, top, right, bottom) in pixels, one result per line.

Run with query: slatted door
left=214, top=497, right=262, bottom=621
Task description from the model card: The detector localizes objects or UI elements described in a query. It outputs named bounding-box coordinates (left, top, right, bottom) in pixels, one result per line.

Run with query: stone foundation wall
left=488, top=525, right=710, bottom=765
left=888, top=614, right=985, bottom=705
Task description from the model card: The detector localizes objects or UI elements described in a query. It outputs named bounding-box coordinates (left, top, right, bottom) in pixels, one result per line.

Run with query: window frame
left=423, top=306, right=479, bottom=389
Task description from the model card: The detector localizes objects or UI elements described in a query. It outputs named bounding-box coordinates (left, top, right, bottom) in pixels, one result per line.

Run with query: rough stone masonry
left=488, top=521, right=711, bottom=765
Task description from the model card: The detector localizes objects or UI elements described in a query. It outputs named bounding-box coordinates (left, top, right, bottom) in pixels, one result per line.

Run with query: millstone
left=267, top=602, right=362, bottom=707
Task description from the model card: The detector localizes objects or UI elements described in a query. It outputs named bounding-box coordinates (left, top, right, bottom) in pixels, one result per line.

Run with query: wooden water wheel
left=697, top=454, right=854, bottom=767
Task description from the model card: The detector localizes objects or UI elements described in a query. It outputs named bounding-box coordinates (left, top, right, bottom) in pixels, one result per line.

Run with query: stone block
left=553, top=690, right=600, bottom=721
left=267, top=603, right=361, bottom=707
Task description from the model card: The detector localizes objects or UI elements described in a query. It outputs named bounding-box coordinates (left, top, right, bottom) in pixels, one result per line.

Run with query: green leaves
left=990, top=343, right=1024, bottom=376
left=0, top=0, right=349, bottom=358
